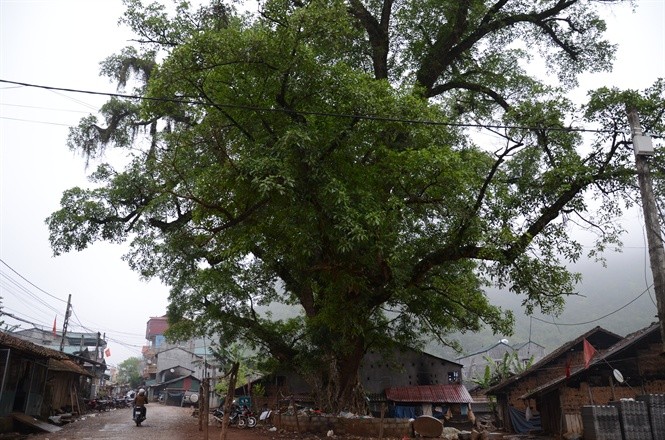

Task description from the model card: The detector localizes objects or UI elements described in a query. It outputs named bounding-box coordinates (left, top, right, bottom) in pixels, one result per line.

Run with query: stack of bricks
left=637, top=394, right=665, bottom=440
left=609, top=399, right=653, bottom=440
left=581, top=405, right=622, bottom=440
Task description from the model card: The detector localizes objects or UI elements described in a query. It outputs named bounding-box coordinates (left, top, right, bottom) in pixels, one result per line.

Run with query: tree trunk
left=310, top=338, right=368, bottom=414
left=220, top=362, right=239, bottom=440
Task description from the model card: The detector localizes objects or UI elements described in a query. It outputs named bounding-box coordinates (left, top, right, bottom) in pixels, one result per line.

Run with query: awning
left=386, top=384, right=473, bottom=404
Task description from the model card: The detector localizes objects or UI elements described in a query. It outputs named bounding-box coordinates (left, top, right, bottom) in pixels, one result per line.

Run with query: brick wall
left=506, top=351, right=585, bottom=408
left=273, top=414, right=413, bottom=437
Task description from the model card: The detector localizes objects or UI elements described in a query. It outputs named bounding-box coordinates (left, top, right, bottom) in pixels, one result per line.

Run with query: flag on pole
left=105, top=347, right=111, bottom=357
left=52, top=317, right=57, bottom=337
left=583, top=339, right=597, bottom=368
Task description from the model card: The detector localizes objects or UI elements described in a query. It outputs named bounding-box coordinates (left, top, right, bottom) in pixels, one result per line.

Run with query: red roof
left=386, top=384, right=472, bottom=404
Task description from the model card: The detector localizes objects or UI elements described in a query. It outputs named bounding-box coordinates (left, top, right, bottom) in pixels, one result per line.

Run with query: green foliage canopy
left=117, top=356, right=143, bottom=388
left=46, top=0, right=664, bottom=410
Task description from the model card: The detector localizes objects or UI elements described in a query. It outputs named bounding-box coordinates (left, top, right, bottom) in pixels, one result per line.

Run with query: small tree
left=117, top=357, right=143, bottom=389
left=472, top=352, right=534, bottom=389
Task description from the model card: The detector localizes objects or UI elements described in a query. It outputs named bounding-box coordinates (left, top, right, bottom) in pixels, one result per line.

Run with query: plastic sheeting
left=508, top=406, right=542, bottom=434
left=393, top=405, right=418, bottom=419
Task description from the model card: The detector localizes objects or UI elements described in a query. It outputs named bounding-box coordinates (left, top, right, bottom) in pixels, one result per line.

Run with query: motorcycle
left=212, top=406, right=257, bottom=428
left=133, top=406, right=146, bottom=426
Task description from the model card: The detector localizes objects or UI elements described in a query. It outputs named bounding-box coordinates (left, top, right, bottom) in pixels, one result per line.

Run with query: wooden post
left=198, top=378, right=205, bottom=431
left=609, top=374, right=616, bottom=401
left=291, top=396, right=300, bottom=435
left=220, top=362, right=239, bottom=440
left=378, top=402, right=386, bottom=440
left=201, top=378, right=209, bottom=439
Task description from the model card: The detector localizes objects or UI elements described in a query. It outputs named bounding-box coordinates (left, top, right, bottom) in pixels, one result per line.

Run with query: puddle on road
left=99, top=423, right=128, bottom=431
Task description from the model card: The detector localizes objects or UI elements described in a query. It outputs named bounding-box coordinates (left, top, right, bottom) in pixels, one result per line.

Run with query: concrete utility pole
left=92, top=331, right=101, bottom=399
left=627, top=109, right=665, bottom=353
left=59, top=294, right=72, bottom=352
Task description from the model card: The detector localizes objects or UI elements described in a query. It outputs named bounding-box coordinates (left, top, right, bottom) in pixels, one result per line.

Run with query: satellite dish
left=189, top=393, right=199, bottom=403
left=613, top=369, right=624, bottom=383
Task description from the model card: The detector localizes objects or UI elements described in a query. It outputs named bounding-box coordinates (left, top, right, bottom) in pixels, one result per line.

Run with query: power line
left=0, top=259, right=67, bottom=303
left=532, top=284, right=654, bottom=326
left=0, top=116, right=72, bottom=127
left=0, top=78, right=618, bottom=134
left=0, top=274, right=63, bottom=316
left=0, top=102, right=90, bottom=113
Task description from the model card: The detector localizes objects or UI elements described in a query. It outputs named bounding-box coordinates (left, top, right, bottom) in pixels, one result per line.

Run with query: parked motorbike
left=212, top=406, right=257, bottom=428
left=133, top=406, right=146, bottom=426
left=83, top=398, right=110, bottom=412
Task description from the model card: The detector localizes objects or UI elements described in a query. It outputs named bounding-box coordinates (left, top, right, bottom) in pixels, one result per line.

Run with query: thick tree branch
left=429, top=80, right=510, bottom=109
left=417, top=0, right=578, bottom=96
left=347, top=0, right=393, bottom=79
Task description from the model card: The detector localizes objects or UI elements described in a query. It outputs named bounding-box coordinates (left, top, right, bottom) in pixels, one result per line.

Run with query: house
left=0, top=331, right=90, bottom=432
left=11, top=328, right=108, bottom=398
left=141, top=317, right=221, bottom=406
left=456, top=339, right=545, bottom=386
left=485, top=324, right=665, bottom=437
left=362, top=346, right=464, bottom=392
left=517, top=322, right=665, bottom=437
left=45, top=357, right=93, bottom=415
left=156, top=364, right=195, bottom=384
left=385, top=383, right=474, bottom=425
left=246, top=345, right=465, bottom=416
left=152, top=374, right=202, bottom=406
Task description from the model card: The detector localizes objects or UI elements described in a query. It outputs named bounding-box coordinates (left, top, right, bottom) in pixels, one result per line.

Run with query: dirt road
left=23, top=405, right=272, bottom=440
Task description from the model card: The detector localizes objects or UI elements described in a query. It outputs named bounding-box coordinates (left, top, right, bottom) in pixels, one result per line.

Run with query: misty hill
left=432, top=244, right=657, bottom=359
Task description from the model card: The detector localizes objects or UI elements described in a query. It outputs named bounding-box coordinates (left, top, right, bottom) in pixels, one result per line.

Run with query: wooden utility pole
left=627, top=109, right=665, bottom=353
left=220, top=362, right=239, bottom=440
left=201, top=378, right=210, bottom=439
left=59, top=294, right=72, bottom=352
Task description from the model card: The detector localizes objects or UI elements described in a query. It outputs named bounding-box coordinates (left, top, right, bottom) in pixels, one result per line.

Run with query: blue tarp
left=508, top=406, right=542, bottom=434
left=393, top=405, right=418, bottom=419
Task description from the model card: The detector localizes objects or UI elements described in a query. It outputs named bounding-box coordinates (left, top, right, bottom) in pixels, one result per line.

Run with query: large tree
left=47, top=0, right=664, bottom=411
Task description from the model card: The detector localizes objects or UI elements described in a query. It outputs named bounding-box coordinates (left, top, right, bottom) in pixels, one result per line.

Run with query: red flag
left=583, top=339, right=596, bottom=368
left=52, top=317, right=57, bottom=337
left=565, top=358, right=571, bottom=378
left=105, top=347, right=111, bottom=357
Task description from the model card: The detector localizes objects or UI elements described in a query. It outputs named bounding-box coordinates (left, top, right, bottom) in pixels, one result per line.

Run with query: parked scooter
left=132, top=405, right=146, bottom=426
left=212, top=405, right=256, bottom=428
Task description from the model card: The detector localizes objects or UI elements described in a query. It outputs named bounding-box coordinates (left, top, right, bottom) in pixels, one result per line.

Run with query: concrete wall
left=273, top=414, right=413, bottom=438
left=361, top=348, right=461, bottom=393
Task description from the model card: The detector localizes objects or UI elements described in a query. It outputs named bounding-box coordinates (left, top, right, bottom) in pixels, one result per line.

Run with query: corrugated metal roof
left=386, top=384, right=473, bottom=404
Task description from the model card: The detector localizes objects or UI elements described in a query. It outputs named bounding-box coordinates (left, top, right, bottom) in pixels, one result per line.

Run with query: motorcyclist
left=133, top=388, right=148, bottom=418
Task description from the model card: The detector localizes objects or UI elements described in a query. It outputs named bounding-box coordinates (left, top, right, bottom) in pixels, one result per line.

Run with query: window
left=447, top=371, right=459, bottom=383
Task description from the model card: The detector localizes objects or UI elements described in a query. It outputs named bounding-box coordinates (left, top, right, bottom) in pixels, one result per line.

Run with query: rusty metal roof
left=385, top=384, right=473, bottom=404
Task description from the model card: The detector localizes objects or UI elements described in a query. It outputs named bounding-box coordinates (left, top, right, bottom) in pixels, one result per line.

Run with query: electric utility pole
left=59, top=294, right=72, bottom=352
left=627, top=108, right=665, bottom=353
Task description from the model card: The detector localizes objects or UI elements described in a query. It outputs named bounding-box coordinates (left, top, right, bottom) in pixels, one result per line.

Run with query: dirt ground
left=11, top=406, right=554, bottom=440
left=15, top=405, right=282, bottom=440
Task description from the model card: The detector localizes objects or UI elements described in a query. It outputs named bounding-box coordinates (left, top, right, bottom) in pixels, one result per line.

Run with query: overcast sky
left=1, top=0, right=664, bottom=366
